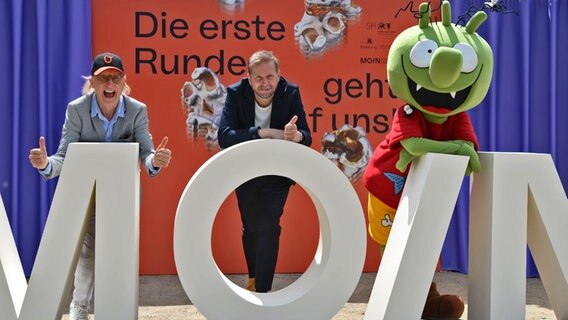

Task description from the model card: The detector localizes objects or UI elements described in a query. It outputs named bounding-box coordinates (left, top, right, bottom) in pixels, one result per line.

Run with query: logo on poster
left=360, top=57, right=386, bottom=64
left=367, top=20, right=396, bottom=36
left=359, top=37, right=378, bottom=50
left=366, top=21, right=392, bottom=30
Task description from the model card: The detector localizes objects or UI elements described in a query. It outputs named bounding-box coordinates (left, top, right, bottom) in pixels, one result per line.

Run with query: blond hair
left=248, top=50, right=280, bottom=74
left=81, top=76, right=131, bottom=96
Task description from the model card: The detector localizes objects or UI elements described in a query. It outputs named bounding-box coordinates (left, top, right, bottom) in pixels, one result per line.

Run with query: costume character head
left=387, top=1, right=493, bottom=120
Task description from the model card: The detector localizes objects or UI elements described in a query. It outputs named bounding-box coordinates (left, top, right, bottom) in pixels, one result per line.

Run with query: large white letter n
left=0, top=143, right=140, bottom=320
left=469, top=152, right=568, bottom=320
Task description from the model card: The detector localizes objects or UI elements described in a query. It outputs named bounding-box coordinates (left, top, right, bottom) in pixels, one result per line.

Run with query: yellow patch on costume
left=367, top=193, right=396, bottom=246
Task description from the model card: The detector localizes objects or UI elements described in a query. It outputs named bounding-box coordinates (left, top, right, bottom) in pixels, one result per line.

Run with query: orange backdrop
left=92, top=0, right=423, bottom=275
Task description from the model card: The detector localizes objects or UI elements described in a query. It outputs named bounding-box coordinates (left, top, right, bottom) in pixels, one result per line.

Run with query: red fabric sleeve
left=386, top=106, right=426, bottom=148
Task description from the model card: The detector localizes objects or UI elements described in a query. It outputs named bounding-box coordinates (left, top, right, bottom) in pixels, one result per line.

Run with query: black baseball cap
left=91, top=52, right=124, bottom=76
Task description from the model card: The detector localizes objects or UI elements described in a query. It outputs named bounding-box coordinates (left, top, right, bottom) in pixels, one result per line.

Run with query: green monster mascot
left=363, top=1, right=493, bottom=319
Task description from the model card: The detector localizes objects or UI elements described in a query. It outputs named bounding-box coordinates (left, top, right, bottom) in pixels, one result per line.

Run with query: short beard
left=255, top=92, right=274, bottom=100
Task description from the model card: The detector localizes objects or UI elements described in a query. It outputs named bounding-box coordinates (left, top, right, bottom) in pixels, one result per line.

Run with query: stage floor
left=60, top=271, right=555, bottom=320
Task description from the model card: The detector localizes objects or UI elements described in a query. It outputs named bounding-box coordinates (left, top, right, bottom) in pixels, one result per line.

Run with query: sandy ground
left=60, top=271, right=557, bottom=319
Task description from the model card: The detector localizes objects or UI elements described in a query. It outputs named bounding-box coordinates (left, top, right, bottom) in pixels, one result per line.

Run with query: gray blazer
left=44, top=92, right=157, bottom=179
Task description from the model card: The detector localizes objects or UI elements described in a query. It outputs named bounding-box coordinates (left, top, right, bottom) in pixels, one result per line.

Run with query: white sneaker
left=69, top=302, right=89, bottom=320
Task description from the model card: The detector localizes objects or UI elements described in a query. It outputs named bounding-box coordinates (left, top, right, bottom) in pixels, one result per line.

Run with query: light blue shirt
left=90, top=95, right=125, bottom=142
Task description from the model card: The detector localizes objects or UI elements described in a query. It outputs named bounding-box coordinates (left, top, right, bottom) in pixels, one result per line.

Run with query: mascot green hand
left=363, top=1, right=493, bottom=319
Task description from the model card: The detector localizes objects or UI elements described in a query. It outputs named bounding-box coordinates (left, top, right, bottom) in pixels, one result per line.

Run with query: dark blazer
left=217, top=76, right=312, bottom=149
left=44, top=93, right=157, bottom=179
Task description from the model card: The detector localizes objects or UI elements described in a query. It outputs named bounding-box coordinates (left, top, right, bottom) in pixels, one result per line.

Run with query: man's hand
left=29, top=136, right=48, bottom=170
left=152, top=137, right=172, bottom=168
left=284, top=115, right=302, bottom=142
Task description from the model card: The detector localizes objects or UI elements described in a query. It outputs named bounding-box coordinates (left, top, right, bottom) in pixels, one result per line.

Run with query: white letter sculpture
left=0, top=143, right=139, bottom=320
left=4, top=145, right=566, bottom=319
left=174, top=139, right=367, bottom=320
left=469, top=152, right=568, bottom=320
left=364, top=153, right=470, bottom=320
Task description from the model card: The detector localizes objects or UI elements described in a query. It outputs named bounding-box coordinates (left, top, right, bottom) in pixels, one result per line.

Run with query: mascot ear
left=442, top=0, right=451, bottom=26
left=418, top=2, right=431, bottom=28
left=466, top=11, right=488, bottom=34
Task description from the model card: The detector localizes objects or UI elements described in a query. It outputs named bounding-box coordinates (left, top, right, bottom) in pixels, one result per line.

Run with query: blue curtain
left=442, top=0, right=568, bottom=277
left=0, top=0, right=91, bottom=275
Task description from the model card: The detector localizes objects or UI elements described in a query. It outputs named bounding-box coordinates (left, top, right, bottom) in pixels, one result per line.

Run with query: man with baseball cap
left=28, top=52, right=172, bottom=320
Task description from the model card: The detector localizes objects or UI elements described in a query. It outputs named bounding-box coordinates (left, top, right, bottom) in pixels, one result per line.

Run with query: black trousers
left=235, top=176, right=292, bottom=292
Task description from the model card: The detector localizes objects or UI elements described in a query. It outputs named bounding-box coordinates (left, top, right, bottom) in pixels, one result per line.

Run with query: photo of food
left=219, top=0, right=245, bottom=13
left=321, top=124, right=371, bottom=183
left=180, top=67, right=227, bottom=151
left=294, top=0, right=362, bottom=56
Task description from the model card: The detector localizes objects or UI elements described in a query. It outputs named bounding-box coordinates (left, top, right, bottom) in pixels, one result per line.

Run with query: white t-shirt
left=255, top=102, right=272, bottom=129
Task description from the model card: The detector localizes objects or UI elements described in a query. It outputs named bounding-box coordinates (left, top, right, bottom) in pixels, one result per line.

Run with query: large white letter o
left=174, top=139, right=366, bottom=320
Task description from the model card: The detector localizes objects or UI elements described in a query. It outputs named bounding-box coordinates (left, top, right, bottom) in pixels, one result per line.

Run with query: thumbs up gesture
left=284, top=115, right=302, bottom=142
left=29, top=137, right=49, bottom=170
left=152, top=136, right=172, bottom=168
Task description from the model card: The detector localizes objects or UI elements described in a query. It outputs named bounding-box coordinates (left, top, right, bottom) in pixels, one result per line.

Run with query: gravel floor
left=60, top=271, right=557, bottom=319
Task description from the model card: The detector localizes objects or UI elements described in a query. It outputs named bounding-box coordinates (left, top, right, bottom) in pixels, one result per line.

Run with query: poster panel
left=92, top=0, right=424, bottom=274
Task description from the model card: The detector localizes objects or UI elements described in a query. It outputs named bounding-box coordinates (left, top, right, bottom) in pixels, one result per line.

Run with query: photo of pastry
left=180, top=67, right=227, bottom=151
left=294, top=0, right=362, bottom=56
left=321, top=124, right=371, bottom=183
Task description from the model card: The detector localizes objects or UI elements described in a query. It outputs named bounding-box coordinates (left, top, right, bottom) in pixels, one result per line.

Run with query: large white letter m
left=0, top=143, right=140, bottom=320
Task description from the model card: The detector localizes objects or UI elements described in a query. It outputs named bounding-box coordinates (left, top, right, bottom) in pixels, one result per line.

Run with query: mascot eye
left=409, top=40, right=438, bottom=68
left=454, top=43, right=478, bottom=73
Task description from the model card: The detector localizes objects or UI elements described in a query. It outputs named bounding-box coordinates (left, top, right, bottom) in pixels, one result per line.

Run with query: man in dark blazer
left=218, top=50, right=312, bottom=293
left=28, top=52, right=171, bottom=320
